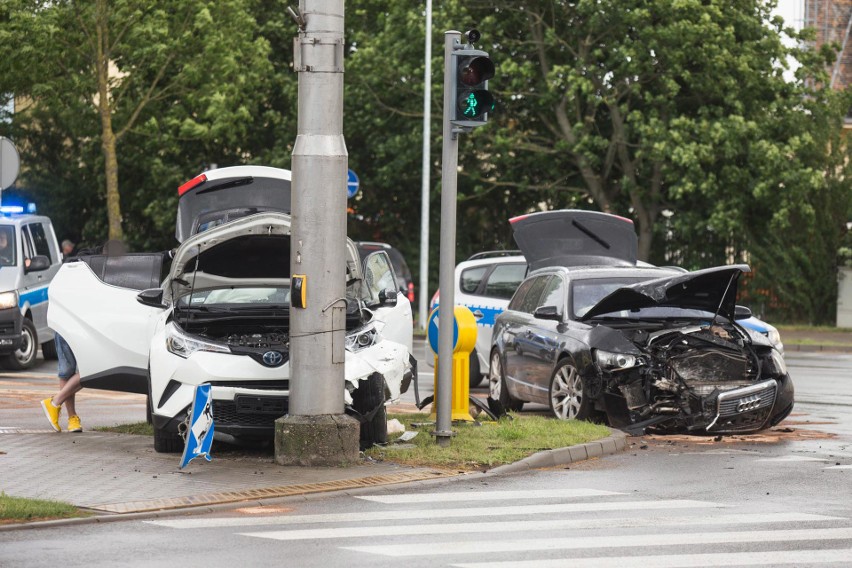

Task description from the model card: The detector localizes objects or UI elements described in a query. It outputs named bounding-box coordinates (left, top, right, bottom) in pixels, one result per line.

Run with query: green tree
left=0, top=0, right=272, bottom=246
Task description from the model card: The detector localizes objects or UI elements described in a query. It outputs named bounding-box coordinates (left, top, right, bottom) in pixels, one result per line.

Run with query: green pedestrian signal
left=451, top=46, right=495, bottom=128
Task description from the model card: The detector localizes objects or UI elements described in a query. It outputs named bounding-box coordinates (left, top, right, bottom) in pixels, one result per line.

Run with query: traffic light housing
left=451, top=47, right=495, bottom=128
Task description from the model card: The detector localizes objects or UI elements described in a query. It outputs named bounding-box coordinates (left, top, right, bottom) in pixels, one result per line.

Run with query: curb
left=486, top=429, right=628, bottom=475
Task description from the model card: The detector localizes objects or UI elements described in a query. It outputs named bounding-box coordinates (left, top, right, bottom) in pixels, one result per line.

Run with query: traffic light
left=451, top=46, right=495, bottom=128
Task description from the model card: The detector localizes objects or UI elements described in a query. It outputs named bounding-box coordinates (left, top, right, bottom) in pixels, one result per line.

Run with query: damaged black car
left=488, top=210, right=794, bottom=435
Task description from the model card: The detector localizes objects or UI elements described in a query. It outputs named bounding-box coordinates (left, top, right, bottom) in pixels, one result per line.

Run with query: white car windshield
left=177, top=286, right=290, bottom=306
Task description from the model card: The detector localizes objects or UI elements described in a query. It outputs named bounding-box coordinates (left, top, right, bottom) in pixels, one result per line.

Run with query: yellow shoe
left=41, top=398, right=61, bottom=432
left=67, top=415, right=83, bottom=433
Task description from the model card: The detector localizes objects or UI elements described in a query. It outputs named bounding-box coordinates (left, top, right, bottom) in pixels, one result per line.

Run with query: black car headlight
left=594, top=349, right=642, bottom=371
left=165, top=322, right=230, bottom=358
left=763, top=348, right=787, bottom=376
left=345, top=325, right=379, bottom=352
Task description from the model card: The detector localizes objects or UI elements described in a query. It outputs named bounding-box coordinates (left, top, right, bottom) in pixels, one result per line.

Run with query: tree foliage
left=1, top=0, right=849, bottom=324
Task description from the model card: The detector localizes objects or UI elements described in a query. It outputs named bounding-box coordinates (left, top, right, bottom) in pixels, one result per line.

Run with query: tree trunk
left=95, top=1, right=124, bottom=242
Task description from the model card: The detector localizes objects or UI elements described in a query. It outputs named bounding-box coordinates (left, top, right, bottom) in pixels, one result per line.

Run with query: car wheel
left=153, top=425, right=184, bottom=453
left=469, top=351, right=484, bottom=388
left=5, top=318, right=38, bottom=370
left=41, top=338, right=58, bottom=360
left=487, top=350, right=523, bottom=416
left=352, top=373, right=388, bottom=450
left=549, top=358, right=593, bottom=421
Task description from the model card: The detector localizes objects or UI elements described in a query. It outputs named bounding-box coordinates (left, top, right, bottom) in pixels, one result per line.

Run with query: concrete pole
left=435, top=30, right=461, bottom=447
left=418, top=0, right=433, bottom=331
left=275, top=0, right=360, bottom=466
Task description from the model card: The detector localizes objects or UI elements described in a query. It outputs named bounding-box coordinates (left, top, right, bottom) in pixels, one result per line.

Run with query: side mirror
left=734, top=305, right=753, bottom=320
left=25, top=255, right=51, bottom=273
left=534, top=305, right=561, bottom=321
left=378, top=288, right=398, bottom=307
left=137, top=288, right=166, bottom=309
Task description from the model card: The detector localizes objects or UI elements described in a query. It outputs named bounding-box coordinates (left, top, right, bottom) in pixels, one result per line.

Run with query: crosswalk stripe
left=238, top=512, right=843, bottom=541
left=356, top=488, right=622, bottom=503
left=146, top=499, right=724, bottom=529
left=453, top=548, right=852, bottom=568
left=342, top=527, right=852, bottom=557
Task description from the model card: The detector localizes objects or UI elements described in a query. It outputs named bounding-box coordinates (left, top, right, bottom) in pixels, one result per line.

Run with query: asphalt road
left=1, top=350, right=850, bottom=567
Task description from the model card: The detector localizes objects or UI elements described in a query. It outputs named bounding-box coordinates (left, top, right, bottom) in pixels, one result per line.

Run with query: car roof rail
left=467, top=250, right=523, bottom=261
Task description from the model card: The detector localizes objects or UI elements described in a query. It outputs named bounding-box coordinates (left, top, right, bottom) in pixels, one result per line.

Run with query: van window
left=483, top=263, right=526, bottom=300
left=0, top=226, right=16, bottom=266
left=25, top=223, right=53, bottom=263
left=460, top=266, right=488, bottom=294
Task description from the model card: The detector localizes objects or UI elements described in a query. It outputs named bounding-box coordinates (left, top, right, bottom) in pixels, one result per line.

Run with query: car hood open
left=510, top=210, right=638, bottom=271
left=580, top=264, right=751, bottom=321
left=166, top=212, right=294, bottom=302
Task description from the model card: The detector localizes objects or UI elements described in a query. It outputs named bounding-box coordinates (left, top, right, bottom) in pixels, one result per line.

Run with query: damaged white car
left=48, top=166, right=415, bottom=452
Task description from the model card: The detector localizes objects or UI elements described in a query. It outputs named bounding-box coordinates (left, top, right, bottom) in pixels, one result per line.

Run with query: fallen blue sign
left=179, top=383, right=215, bottom=469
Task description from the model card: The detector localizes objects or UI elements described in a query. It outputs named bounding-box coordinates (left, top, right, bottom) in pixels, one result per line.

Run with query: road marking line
left=453, top=548, right=852, bottom=568
left=756, top=455, right=828, bottom=462
left=356, top=489, right=622, bottom=503
left=146, top=499, right=724, bottom=529
left=344, top=527, right=852, bottom=557
left=825, top=464, right=852, bottom=469
left=238, top=512, right=843, bottom=541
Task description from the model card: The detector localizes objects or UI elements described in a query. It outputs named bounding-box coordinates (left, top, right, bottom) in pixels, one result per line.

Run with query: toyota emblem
left=262, top=351, right=284, bottom=367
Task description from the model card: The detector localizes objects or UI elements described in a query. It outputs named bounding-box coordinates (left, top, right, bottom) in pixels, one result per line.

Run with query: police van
left=0, top=207, right=63, bottom=369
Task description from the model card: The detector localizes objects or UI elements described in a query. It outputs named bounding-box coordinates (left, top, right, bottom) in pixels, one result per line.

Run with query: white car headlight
left=0, top=290, right=18, bottom=310
left=767, top=348, right=787, bottom=376
left=594, top=349, right=641, bottom=371
left=345, top=325, right=379, bottom=352
left=165, top=321, right=230, bottom=358
left=766, top=328, right=782, bottom=348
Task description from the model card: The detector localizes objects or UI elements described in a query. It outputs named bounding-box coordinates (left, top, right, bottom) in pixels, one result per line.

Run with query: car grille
left=212, top=397, right=288, bottom=428
left=707, top=379, right=777, bottom=433
left=206, top=380, right=289, bottom=391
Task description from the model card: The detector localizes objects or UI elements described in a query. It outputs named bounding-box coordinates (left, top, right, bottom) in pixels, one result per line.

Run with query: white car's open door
left=47, top=255, right=166, bottom=394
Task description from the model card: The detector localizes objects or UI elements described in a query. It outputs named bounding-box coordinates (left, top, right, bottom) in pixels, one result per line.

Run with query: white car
left=430, top=251, right=527, bottom=387
left=48, top=166, right=414, bottom=452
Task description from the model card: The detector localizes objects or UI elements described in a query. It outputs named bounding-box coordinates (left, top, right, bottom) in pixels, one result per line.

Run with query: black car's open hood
left=510, top=210, right=638, bottom=271
left=581, top=264, right=751, bottom=321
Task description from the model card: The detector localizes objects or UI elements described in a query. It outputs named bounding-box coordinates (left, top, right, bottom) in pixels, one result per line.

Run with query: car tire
left=352, top=373, right=388, bottom=450
left=153, top=424, right=184, bottom=453
left=469, top=351, right=484, bottom=388
left=41, top=338, right=58, bottom=360
left=549, top=358, right=593, bottom=421
left=487, top=349, right=523, bottom=416
left=5, top=318, right=38, bottom=370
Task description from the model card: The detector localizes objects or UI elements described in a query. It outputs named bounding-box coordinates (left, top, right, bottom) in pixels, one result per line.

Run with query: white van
left=0, top=211, right=63, bottom=369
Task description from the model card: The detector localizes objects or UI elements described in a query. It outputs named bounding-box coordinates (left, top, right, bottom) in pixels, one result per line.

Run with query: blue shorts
left=55, top=333, right=77, bottom=380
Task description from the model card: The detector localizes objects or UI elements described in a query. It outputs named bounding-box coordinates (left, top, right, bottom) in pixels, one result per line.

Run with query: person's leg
left=53, top=373, right=82, bottom=407
left=60, top=378, right=77, bottom=417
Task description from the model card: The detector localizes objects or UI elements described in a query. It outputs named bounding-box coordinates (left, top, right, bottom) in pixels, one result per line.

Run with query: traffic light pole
left=435, top=30, right=462, bottom=447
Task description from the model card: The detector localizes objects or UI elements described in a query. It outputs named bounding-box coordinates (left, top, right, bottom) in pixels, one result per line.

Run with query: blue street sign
left=427, top=307, right=459, bottom=355
left=179, top=383, right=214, bottom=469
left=347, top=169, right=359, bottom=198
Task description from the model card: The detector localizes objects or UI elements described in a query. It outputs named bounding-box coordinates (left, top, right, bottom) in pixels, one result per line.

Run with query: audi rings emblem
left=736, top=395, right=762, bottom=413
left=262, top=351, right=284, bottom=367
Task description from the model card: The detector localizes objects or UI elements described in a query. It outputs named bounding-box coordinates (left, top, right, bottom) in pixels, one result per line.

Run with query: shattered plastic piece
left=387, top=419, right=405, bottom=434
left=397, top=431, right=418, bottom=442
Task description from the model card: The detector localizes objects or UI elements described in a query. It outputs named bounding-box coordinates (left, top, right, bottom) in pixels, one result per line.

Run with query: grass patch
left=0, top=492, right=88, bottom=524
left=94, top=422, right=153, bottom=435
left=365, top=413, right=612, bottom=472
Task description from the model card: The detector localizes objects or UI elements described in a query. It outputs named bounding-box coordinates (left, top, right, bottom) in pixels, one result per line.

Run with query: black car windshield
left=572, top=277, right=715, bottom=320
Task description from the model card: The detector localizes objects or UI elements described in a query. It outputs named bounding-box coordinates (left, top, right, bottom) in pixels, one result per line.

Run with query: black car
left=488, top=210, right=794, bottom=435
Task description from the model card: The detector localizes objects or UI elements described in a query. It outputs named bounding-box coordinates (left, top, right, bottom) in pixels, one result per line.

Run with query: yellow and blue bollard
left=427, top=305, right=478, bottom=422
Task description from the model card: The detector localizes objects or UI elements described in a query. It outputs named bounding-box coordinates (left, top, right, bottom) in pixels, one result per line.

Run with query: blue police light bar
left=0, top=206, right=24, bottom=215
left=27, top=202, right=36, bottom=213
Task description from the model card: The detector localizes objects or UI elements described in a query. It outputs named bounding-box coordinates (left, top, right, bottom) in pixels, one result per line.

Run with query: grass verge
left=0, top=492, right=89, bottom=525
left=366, top=413, right=613, bottom=472
left=96, top=413, right=613, bottom=472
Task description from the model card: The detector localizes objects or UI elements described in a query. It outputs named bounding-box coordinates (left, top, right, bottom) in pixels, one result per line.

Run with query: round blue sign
left=347, top=169, right=359, bottom=198
left=427, top=307, right=459, bottom=355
